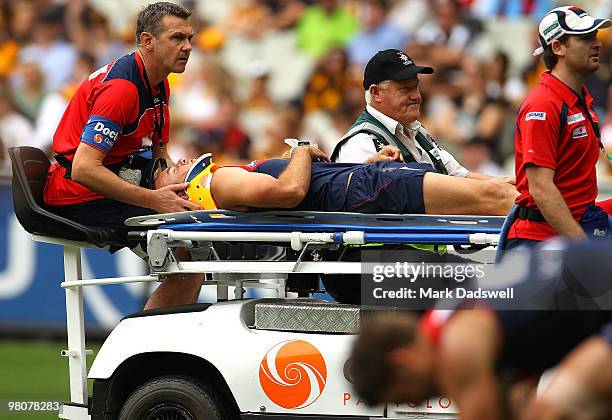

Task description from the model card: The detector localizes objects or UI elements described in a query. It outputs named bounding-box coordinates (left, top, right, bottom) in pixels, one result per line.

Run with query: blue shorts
left=579, top=203, right=611, bottom=239
left=345, top=161, right=432, bottom=214
left=47, top=199, right=154, bottom=252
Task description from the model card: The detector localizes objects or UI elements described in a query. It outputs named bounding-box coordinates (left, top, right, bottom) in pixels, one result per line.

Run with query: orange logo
left=259, top=340, right=327, bottom=409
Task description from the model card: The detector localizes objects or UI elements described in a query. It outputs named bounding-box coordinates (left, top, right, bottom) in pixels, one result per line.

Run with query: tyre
left=118, top=375, right=235, bottom=420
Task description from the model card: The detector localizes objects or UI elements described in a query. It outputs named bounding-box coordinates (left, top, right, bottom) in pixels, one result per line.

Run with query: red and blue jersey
left=44, top=52, right=170, bottom=205
left=510, top=72, right=601, bottom=241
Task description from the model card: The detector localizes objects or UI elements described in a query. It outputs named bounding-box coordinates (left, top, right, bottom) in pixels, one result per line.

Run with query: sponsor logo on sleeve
left=93, top=122, right=119, bottom=141
left=93, top=134, right=104, bottom=143
left=572, top=125, right=588, bottom=139
left=526, top=112, right=546, bottom=121
left=567, top=113, right=585, bottom=125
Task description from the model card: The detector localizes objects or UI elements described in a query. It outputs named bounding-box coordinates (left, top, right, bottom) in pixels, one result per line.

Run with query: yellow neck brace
left=185, top=153, right=217, bottom=210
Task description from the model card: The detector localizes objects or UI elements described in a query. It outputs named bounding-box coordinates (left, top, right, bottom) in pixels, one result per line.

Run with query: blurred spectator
left=171, top=54, right=235, bottom=134
left=84, top=10, right=128, bottom=68
left=520, top=25, right=548, bottom=90
left=170, top=55, right=250, bottom=162
left=0, top=84, right=35, bottom=169
left=265, top=0, right=307, bottom=31
left=239, top=61, right=276, bottom=153
left=10, top=61, right=46, bottom=122
left=303, top=101, right=356, bottom=155
left=32, top=52, right=96, bottom=154
left=466, top=0, right=552, bottom=20
left=585, top=29, right=611, bottom=118
left=16, top=5, right=77, bottom=92
left=0, top=29, right=18, bottom=80
left=411, top=0, right=474, bottom=77
left=225, top=0, right=271, bottom=39
left=8, top=1, right=37, bottom=44
left=461, top=138, right=502, bottom=176
left=243, top=61, right=274, bottom=111
left=387, top=0, right=431, bottom=36
left=428, top=57, right=506, bottom=150
left=188, top=97, right=251, bottom=164
left=485, top=50, right=526, bottom=110
left=296, top=0, right=359, bottom=57
left=302, top=46, right=350, bottom=113
left=258, top=106, right=304, bottom=159
left=346, top=0, right=408, bottom=67
left=61, top=0, right=93, bottom=43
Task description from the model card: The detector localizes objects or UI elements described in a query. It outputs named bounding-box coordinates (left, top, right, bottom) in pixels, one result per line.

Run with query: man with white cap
left=507, top=6, right=612, bottom=249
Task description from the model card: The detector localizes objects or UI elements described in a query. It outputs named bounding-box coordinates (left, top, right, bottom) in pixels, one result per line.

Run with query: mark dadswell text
left=373, top=287, right=514, bottom=300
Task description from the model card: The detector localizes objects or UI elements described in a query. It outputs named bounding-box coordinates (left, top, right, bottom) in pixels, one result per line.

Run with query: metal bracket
left=148, top=232, right=170, bottom=270
left=61, top=349, right=94, bottom=357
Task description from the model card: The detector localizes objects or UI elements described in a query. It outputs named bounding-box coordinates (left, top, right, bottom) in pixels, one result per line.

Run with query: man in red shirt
left=508, top=6, right=611, bottom=248
left=44, top=2, right=202, bottom=309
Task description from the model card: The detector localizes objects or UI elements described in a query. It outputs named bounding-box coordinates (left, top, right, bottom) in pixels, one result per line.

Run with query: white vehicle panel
left=89, top=300, right=385, bottom=416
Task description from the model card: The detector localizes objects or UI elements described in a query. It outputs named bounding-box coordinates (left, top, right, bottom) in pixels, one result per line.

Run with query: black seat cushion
left=9, top=146, right=124, bottom=247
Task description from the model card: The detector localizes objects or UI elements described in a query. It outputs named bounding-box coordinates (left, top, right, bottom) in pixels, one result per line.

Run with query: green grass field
left=0, top=339, right=101, bottom=420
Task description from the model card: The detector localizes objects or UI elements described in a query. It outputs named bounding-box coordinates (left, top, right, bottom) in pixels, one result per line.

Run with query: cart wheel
left=118, top=375, right=234, bottom=420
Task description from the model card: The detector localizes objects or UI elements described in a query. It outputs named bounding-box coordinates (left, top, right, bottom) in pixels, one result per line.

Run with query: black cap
left=363, top=49, right=434, bottom=90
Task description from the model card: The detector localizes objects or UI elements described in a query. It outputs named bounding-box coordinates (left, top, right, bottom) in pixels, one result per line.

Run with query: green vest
left=331, top=110, right=448, bottom=175
left=332, top=110, right=448, bottom=254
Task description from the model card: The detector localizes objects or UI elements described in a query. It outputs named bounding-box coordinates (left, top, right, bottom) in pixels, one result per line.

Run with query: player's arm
left=212, top=146, right=329, bottom=210
left=72, top=144, right=199, bottom=213
left=525, top=165, right=587, bottom=240
left=438, top=310, right=504, bottom=420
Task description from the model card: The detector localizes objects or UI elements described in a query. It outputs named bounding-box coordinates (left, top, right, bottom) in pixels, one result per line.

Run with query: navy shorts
left=47, top=198, right=154, bottom=252
left=345, top=161, right=433, bottom=214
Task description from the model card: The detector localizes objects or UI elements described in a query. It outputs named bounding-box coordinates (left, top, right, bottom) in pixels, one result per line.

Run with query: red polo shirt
left=510, top=72, right=600, bottom=241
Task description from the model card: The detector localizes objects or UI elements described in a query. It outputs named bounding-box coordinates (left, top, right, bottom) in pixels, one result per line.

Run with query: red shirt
left=419, top=309, right=454, bottom=348
left=510, top=72, right=600, bottom=241
left=44, top=52, right=170, bottom=206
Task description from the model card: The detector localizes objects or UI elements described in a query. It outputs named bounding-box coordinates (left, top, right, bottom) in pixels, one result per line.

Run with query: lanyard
left=141, top=64, right=166, bottom=149
left=576, top=93, right=603, bottom=151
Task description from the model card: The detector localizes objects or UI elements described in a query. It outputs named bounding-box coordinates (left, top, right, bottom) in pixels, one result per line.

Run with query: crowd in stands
left=0, top=0, right=611, bottom=182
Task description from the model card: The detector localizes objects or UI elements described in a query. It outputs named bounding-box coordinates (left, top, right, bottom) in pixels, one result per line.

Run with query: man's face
left=561, top=31, right=603, bottom=74
left=154, top=158, right=196, bottom=189
left=151, top=15, right=194, bottom=74
left=373, top=77, right=422, bottom=126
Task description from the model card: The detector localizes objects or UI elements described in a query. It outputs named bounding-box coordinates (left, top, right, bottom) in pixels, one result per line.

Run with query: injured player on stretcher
left=154, top=145, right=518, bottom=216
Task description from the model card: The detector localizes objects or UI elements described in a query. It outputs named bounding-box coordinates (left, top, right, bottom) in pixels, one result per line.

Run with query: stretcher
left=123, top=210, right=503, bottom=298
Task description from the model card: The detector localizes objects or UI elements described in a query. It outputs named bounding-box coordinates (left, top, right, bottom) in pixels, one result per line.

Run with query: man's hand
left=149, top=182, right=201, bottom=213
left=366, top=145, right=404, bottom=164
left=297, top=145, right=330, bottom=162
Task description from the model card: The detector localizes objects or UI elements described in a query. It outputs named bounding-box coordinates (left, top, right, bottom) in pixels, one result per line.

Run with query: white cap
left=533, top=6, right=611, bottom=56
